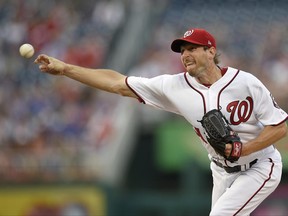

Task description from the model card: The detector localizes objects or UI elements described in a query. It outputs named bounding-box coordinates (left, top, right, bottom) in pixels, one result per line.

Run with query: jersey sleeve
left=251, top=75, right=288, bottom=125
left=126, top=75, right=180, bottom=114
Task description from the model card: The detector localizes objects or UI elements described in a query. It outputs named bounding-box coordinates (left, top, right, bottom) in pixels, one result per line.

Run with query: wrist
left=241, top=143, right=251, bottom=156
left=61, top=63, right=70, bottom=75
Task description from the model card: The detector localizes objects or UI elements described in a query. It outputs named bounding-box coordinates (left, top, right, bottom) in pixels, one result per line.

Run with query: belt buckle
left=241, top=164, right=247, bottom=172
left=239, top=159, right=258, bottom=172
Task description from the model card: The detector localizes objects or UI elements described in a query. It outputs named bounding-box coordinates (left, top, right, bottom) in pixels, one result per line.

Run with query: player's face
left=180, top=43, right=211, bottom=77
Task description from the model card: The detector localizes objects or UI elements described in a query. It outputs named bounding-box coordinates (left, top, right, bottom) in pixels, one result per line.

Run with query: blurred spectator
left=0, top=0, right=128, bottom=182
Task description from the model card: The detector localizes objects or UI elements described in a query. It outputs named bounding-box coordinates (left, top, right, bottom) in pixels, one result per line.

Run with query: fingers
left=34, top=54, right=50, bottom=64
left=34, top=55, right=50, bottom=73
left=225, top=143, right=232, bottom=157
left=34, top=54, right=64, bottom=75
left=39, top=65, right=49, bottom=71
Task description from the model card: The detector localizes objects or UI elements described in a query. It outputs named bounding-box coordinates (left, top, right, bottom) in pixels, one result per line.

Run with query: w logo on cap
left=184, top=30, right=194, bottom=38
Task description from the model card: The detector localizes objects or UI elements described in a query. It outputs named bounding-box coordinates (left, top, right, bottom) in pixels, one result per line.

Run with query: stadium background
left=0, top=0, right=287, bottom=215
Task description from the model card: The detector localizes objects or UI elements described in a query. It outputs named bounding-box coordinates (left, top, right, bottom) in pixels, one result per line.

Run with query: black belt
left=212, top=159, right=258, bottom=173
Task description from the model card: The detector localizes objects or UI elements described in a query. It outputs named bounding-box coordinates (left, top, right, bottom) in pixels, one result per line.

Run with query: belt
left=212, top=159, right=258, bottom=173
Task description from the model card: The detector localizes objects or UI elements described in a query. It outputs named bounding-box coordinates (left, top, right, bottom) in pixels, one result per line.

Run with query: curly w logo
left=227, top=96, right=254, bottom=125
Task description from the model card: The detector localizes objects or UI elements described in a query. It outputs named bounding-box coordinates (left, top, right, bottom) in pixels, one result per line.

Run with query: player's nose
left=181, top=50, right=189, bottom=60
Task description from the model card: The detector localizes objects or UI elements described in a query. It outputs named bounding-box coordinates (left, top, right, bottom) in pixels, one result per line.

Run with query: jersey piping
left=183, top=69, right=240, bottom=114
left=271, top=116, right=288, bottom=126
left=233, top=158, right=275, bottom=216
left=125, top=76, right=145, bottom=104
left=217, top=70, right=240, bottom=109
left=184, top=72, right=207, bottom=113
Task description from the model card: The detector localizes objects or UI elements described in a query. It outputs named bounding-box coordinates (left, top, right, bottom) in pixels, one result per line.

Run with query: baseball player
left=35, top=28, right=288, bottom=215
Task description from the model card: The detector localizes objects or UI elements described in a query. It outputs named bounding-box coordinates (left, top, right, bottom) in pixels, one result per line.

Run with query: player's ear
left=209, top=46, right=216, bottom=55
left=206, top=46, right=216, bottom=60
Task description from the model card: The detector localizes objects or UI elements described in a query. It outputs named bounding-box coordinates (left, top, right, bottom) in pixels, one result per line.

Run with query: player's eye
left=188, top=47, right=197, bottom=51
left=181, top=47, right=197, bottom=55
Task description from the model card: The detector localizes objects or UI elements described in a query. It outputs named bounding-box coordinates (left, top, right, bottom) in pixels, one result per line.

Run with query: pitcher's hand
left=34, top=54, right=67, bottom=75
left=225, top=143, right=232, bottom=158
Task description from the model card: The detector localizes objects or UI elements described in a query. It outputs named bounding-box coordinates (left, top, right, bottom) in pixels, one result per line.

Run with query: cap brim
left=171, top=38, right=209, bottom=53
left=171, top=39, right=187, bottom=53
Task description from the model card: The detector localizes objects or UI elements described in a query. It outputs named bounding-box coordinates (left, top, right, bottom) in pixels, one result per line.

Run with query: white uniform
left=126, top=66, right=288, bottom=215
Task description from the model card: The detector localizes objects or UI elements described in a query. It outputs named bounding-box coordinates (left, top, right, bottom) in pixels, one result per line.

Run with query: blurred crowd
left=0, top=0, right=287, bottom=183
left=0, top=0, right=128, bottom=182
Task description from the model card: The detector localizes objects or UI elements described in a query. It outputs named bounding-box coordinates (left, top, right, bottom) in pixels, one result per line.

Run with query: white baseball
left=19, top=43, right=35, bottom=58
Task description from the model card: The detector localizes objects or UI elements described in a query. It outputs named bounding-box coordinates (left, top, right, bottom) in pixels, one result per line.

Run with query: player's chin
left=186, top=65, right=197, bottom=75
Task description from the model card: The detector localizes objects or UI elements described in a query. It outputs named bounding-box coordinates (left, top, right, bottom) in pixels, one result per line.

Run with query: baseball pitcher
left=35, top=28, right=288, bottom=215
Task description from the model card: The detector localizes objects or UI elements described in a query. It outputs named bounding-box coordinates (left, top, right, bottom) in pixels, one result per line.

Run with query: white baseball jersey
left=126, top=67, right=288, bottom=166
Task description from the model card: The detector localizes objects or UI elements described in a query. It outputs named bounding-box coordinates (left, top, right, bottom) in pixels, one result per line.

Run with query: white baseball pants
left=209, top=150, right=282, bottom=216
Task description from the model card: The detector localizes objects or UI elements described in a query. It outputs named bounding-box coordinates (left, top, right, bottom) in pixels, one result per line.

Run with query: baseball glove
left=199, top=109, right=242, bottom=162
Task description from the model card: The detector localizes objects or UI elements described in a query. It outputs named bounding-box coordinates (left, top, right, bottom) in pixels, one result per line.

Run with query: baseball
left=19, top=43, right=35, bottom=58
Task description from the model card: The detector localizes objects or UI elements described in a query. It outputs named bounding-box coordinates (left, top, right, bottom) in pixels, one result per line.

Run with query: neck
left=195, top=65, right=222, bottom=85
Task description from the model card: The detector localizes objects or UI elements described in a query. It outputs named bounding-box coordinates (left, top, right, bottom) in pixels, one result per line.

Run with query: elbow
left=118, top=87, right=136, bottom=98
left=279, top=122, right=287, bottom=139
left=111, top=83, right=132, bottom=97
left=111, top=83, right=125, bottom=96
left=283, top=124, right=287, bottom=137
left=112, top=81, right=137, bottom=98
left=110, top=77, right=129, bottom=96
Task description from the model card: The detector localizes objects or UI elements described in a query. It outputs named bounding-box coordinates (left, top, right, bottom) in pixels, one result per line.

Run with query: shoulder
left=226, top=68, right=269, bottom=96
left=227, top=67, right=261, bottom=83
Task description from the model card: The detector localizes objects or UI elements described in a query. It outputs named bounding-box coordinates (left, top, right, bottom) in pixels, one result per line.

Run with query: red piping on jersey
left=184, top=72, right=207, bottom=114
left=233, top=158, right=275, bottom=216
left=272, top=116, right=288, bottom=126
left=217, top=70, right=240, bottom=109
left=125, top=77, right=145, bottom=104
